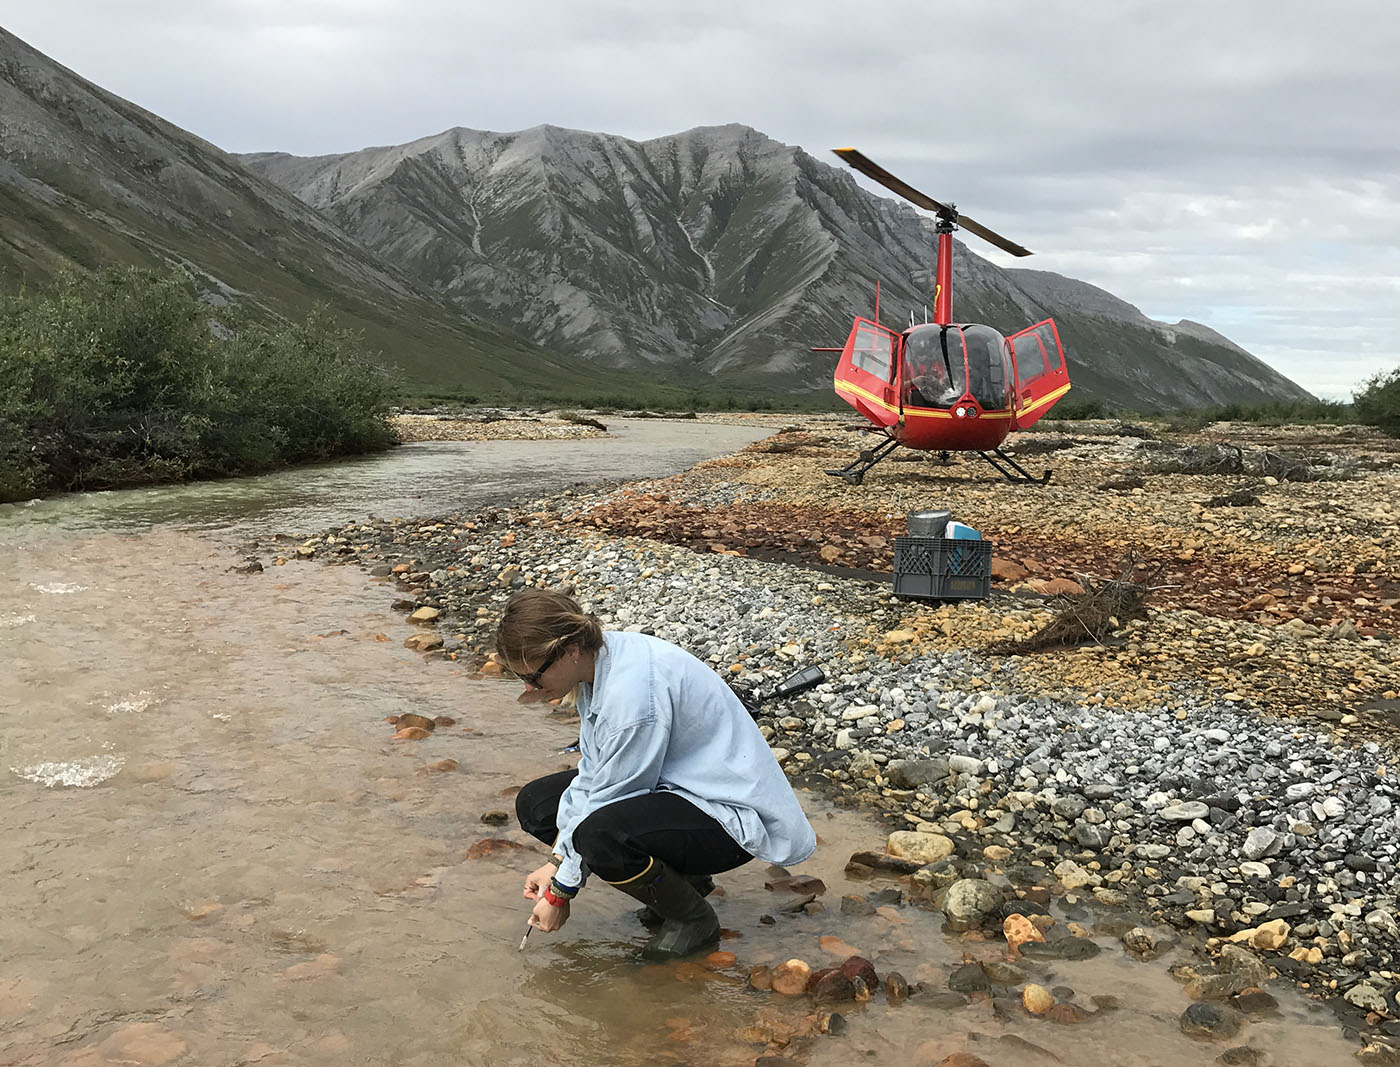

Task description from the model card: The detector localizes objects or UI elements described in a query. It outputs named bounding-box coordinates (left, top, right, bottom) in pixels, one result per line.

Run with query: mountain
left=0, top=27, right=608, bottom=399
left=242, top=123, right=1314, bottom=409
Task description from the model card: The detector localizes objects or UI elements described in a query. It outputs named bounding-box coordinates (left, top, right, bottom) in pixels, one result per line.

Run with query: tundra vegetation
left=0, top=267, right=397, bottom=503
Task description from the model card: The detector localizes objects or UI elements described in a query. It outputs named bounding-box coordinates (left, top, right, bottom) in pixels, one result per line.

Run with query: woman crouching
left=500, top=588, right=816, bottom=960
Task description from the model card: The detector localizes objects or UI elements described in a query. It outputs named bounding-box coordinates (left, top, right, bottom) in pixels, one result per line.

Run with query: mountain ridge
left=243, top=122, right=1314, bottom=409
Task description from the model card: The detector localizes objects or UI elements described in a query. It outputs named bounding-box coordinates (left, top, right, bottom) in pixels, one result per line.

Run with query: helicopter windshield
left=901, top=325, right=966, bottom=408
left=962, top=324, right=1012, bottom=410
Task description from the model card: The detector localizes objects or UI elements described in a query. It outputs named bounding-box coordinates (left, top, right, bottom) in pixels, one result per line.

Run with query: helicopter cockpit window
left=962, top=324, right=1011, bottom=409
left=902, top=325, right=965, bottom=408
left=850, top=322, right=896, bottom=381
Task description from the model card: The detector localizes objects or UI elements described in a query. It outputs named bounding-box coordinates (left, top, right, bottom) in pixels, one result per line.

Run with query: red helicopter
left=820, top=148, right=1071, bottom=485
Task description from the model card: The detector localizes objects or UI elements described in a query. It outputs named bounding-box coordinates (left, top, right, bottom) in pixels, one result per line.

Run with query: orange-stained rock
left=182, top=902, right=222, bottom=922
left=375, top=633, right=391, bottom=642
left=1003, top=913, right=1046, bottom=956
left=465, top=839, right=529, bottom=860
left=770, top=959, right=812, bottom=996
left=1045, top=1002, right=1093, bottom=1023
left=403, top=633, right=444, bottom=652
left=839, top=956, right=879, bottom=991
left=284, top=953, right=341, bottom=981
left=1022, top=983, right=1055, bottom=1014
left=818, top=545, right=843, bottom=563
left=991, top=557, right=1029, bottom=581
left=702, top=951, right=737, bottom=969
left=500, top=533, right=517, bottom=547
left=383, top=715, right=400, bottom=725
left=480, top=661, right=504, bottom=677
left=397, top=713, right=436, bottom=731
left=934, top=1054, right=991, bottom=1067
left=434, top=716, right=457, bottom=727
left=393, top=727, right=432, bottom=740
left=817, top=935, right=862, bottom=959
left=1042, top=577, right=1086, bottom=596
left=85, top=1023, right=188, bottom=1066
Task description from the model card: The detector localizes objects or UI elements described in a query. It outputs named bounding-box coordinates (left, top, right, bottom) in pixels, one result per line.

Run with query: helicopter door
left=1007, top=319, right=1071, bottom=429
left=834, top=318, right=901, bottom=428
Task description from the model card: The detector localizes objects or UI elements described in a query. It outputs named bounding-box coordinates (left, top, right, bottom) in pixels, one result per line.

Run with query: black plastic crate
left=892, top=536, right=993, bottom=601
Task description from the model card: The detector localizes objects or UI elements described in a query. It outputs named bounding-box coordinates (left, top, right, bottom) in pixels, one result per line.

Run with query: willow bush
left=0, top=267, right=396, bottom=502
left=1353, top=367, right=1400, bottom=438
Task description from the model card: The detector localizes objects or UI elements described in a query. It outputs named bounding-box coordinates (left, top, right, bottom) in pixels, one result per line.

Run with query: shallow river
left=0, top=422, right=1358, bottom=1066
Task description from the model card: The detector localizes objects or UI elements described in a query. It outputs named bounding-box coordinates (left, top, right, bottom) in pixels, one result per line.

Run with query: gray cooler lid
left=908, top=510, right=951, bottom=536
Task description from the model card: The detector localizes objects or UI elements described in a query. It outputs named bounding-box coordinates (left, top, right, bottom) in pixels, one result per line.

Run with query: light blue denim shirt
left=551, top=631, right=816, bottom=889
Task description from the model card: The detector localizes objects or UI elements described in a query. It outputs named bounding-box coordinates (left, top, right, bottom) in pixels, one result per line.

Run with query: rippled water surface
left=0, top=426, right=1359, bottom=1066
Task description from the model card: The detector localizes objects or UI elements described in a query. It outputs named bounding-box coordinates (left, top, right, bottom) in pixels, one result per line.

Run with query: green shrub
left=1353, top=367, right=1400, bottom=437
left=0, top=267, right=396, bottom=502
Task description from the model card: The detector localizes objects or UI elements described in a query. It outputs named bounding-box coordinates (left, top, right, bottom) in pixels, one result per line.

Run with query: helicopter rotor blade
left=832, top=147, right=1033, bottom=257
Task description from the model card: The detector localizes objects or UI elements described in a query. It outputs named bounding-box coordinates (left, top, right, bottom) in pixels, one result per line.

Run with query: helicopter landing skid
left=824, top=438, right=900, bottom=485
left=977, top=447, right=1052, bottom=485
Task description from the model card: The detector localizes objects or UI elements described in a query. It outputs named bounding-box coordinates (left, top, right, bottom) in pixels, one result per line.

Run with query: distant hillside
left=244, top=124, right=1314, bottom=410
left=0, top=27, right=609, bottom=400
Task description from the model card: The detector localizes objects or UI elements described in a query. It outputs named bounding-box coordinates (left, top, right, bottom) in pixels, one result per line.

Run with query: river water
left=0, top=421, right=1358, bottom=1066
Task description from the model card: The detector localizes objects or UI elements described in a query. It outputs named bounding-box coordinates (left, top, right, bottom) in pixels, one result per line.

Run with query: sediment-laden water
left=0, top=423, right=1359, bottom=1066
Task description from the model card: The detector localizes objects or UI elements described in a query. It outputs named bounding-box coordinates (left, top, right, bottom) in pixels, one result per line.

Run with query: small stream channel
left=0, top=421, right=1359, bottom=1066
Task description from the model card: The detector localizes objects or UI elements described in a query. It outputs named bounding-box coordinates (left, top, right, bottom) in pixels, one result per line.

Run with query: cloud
left=6, top=0, right=1398, bottom=398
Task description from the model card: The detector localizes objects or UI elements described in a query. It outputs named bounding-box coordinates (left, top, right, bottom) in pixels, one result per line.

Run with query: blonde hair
left=495, top=588, right=604, bottom=667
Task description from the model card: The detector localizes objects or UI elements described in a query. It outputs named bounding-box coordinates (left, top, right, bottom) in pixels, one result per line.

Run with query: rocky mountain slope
left=0, top=28, right=604, bottom=398
left=244, top=124, right=1314, bottom=409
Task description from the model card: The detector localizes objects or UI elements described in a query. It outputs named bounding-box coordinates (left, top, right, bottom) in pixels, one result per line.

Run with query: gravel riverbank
left=260, top=414, right=1400, bottom=1060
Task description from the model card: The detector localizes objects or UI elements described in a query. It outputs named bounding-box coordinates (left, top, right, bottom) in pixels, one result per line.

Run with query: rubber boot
left=613, top=861, right=720, bottom=960
left=635, top=873, right=714, bottom=928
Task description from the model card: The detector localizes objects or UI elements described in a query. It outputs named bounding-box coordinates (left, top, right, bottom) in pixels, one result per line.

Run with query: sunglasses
left=516, top=646, right=563, bottom=689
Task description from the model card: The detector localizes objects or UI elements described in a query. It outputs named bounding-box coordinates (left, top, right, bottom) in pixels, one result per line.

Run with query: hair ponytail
left=495, top=588, right=604, bottom=666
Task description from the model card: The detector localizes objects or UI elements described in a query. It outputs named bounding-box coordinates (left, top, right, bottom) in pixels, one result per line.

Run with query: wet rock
left=1045, top=1002, right=1093, bottom=1024
left=393, top=726, right=432, bottom=740
left=765, top=874, right=826, bottom=895
left=933, top=1055, right=990, bottom=1067
left=1179, top=1001, right=1244, bottom=1040
left=1122, top=927, right=1168, bottom=960
left=998, top=1034, right=1065, bottom=1061
left=885, top=972, right=909, bottom=1004
left=980, top=961, right=1026, bottom=986
left=840, top=894, right=876, bottom=916
left=748, top=966, right=773, bottom=991
left=1186, top=973, right=1254, bottom=1000
left=1004, top=913, right=1046, bottom=955
left=1022, top=937, right=1102, bottom=961
left=817, top=935, right=862, bottom=959
left=847, top=850, right=924, bottom=875
left=403, top=633, right=443, bottom=652
left=811, top=969, right=858, bottom=1004
left=770, top=959, right=811, bottom=996
left=1230, top=991, right=1278, bottom=1014
left=1217, top=944, right=1271, bottom=987
left=465, top=838, right=528, bottom=859
left=479, top=809, right=508, bottom=823
left=839, top=955, right=879, bottom=990
left=885, top=758, right=950, bottom=788
left=942, top=878, right=1002, bottom=931
left=949, top=962, right=990, bottom=993
left=433, top=715, right=456, bottom=727
left=1216, top=1047, right=1264, bottom=1065
left=397, top=713, right=436, bottom=730
left=1022, top=983, right=1055, bottom=1014
left=887, top=830, right=955, bottom=865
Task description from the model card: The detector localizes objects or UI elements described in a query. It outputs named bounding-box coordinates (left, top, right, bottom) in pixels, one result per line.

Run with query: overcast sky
left=6, top=0, right=1398, bottom=399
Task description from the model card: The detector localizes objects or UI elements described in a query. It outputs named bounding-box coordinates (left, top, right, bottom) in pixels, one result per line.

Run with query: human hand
left=529, top=895, right=569, bottom=933
left=523, top=862, right=559, bottom=901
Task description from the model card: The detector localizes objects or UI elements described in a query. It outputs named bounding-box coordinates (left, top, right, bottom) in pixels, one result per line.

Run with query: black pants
left=515, top=770, right=753, bottom=884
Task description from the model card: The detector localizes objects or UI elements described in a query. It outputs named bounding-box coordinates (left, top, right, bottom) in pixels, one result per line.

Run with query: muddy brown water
left=0, top=426, right=1359, bottom=1066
